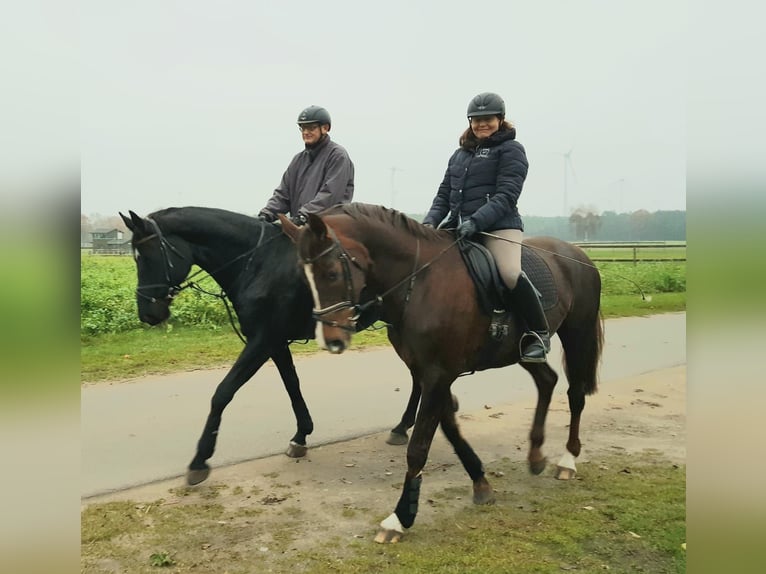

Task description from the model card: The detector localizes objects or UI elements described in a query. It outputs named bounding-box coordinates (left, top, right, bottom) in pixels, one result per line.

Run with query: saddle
left=458, top=239, right=558, bottom=339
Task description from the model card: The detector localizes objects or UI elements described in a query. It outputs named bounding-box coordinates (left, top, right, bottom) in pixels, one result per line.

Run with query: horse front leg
left=557, top=385, right=586, bottom=480
left=439, top=390, right=494, bottom=505
left=519, top=362, right=558, bottom=476
left=375, top=380, right=448, bottom=544
left=187, top=341, right=269, bottom=485
left=271, top=344, right=313, bottom=458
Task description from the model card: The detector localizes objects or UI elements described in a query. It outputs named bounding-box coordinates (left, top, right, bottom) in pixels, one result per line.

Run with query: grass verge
left=81, top=454, right=685, bottom=574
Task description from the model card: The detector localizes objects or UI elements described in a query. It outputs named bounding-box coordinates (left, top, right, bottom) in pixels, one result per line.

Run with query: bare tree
left=569, top=205, right=602, bottom=241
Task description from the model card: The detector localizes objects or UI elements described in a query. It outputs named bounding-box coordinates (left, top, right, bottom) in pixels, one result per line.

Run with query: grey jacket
left=260, top=136, right=354, bottom=219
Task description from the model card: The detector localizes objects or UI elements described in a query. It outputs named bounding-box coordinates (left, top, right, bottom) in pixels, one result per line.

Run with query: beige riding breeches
left=481, top=228, right=523, bottom=290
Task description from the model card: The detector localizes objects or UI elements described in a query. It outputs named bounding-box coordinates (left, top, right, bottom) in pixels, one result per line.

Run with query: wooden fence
left=573, top=241, right=686, bottom=263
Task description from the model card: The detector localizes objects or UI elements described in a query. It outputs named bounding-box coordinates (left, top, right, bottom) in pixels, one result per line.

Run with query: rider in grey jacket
left=259, top=106, right=354, bottom=226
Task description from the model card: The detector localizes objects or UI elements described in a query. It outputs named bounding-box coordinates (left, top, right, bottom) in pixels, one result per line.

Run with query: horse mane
left=147, top=206, right=266, bottom=244
left=325, top=203, right=444, bottom=240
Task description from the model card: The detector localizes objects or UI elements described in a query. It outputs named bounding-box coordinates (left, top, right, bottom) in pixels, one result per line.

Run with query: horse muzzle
left=138, top=300, right=171, bottom=325
left=324, top=339, right=347, bottom=354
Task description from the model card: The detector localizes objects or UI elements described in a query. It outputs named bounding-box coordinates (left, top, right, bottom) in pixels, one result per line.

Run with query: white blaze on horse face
left=303, top=263, right=327, bottom=349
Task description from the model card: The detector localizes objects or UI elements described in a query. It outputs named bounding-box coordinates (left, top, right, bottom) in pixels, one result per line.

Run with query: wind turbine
left=558, top=147, right=577, bottom=217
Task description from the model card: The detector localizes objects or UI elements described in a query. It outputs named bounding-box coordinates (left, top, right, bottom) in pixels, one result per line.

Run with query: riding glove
left=257, top=211, right=276, bottom=223
left=456, top=219, right=477, bottom=239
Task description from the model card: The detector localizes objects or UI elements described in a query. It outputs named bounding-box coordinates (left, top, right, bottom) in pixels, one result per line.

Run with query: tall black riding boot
left=508, top=272, right=551, bottom=363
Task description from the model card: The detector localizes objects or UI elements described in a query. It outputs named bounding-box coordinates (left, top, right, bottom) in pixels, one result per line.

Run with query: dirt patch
left=82, top=366, right=685, bottom=571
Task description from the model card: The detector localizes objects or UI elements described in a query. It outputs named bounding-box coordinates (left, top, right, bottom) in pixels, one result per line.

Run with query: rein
left=479, top=231, right=648, bottom=300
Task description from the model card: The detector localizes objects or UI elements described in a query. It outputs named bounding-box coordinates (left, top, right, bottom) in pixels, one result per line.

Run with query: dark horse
left=119, top=206, right=411, bottom=486
left=281, top=203, right=604, bottom=543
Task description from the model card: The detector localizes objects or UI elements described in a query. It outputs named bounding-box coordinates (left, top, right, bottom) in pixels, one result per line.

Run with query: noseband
left=133, top=218, right=186, bottom=304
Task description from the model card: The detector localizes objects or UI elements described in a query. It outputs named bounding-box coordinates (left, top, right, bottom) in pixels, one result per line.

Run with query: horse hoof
left=286, top=441, right=308, bottom=458
left=556, top=467, right=576, bottom=481
left=529, top=458, right=547, bottom=475
left=186, top=466, right=211, bottom=486
left=386, top=431, right=409, bottom=446
left=473, top=484, right=496, bottom=505
left=374, top=528, right=403, bottom=544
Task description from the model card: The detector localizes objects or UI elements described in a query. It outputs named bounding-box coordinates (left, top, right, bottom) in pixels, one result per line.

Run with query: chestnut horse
left=281, top=203, right=603, bottom=543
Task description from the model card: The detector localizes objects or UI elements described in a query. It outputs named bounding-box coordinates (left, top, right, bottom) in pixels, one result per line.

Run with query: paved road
left=82, top=313, right=685, bottom=498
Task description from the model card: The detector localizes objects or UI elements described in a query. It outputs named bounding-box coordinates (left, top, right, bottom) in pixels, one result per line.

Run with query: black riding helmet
left=466, top=92, right=505, bottom=119
left=297, top=105, right=331, bottom=128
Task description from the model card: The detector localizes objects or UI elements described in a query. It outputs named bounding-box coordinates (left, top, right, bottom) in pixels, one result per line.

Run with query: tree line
left=401, top=209, right=686, bottom=242
left=82, top=209, right=686, bottom=244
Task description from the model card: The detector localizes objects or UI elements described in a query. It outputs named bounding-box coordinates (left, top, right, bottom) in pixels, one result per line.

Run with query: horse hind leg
left=519, top=361, right=558, bottom=476
left=271, top=345, right=313, bottom=458
left=387, top=376, right=420, bottom=445
left=555, top=386, right=585, bottom=480
left=555, top=317, right=603, bottom=480
left=387, top=375, right=459, bottom=446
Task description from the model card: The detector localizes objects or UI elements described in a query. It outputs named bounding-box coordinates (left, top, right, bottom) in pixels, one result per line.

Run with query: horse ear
left=306, top=213, right=328, bottom=240
left=128, top=210, right=148, bottom=234
left=279, top=214, right=301, bottom=243
left=119, top=212, right=134, bottom=231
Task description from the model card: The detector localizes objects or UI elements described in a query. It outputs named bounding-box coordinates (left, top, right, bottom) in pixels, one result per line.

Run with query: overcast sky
left=80, top=1, right=685, bottom=219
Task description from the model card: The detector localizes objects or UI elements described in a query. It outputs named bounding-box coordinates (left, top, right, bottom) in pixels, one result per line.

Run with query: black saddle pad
left=521, top=245, right=558, bottom=310
left=458, top=240, right=558, bottom=316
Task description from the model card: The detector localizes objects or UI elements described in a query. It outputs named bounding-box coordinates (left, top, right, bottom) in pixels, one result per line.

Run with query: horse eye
left=327, top=270, right=339, bottom=282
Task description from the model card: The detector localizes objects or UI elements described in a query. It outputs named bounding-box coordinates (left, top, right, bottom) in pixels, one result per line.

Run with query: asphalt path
left=81, top=312, right=685, bottom=498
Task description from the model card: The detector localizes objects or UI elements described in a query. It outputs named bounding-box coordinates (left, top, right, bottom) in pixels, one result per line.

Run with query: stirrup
left=519, top=331, right=550, bottom=363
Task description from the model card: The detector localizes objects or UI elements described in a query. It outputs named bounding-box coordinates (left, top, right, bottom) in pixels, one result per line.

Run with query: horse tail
left=560, top=308, right=604, bottom=396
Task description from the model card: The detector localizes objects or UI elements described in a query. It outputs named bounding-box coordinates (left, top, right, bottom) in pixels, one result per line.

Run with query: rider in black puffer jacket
left=424, top=124, right=527, bottom=233
left=423, top=92, right=550, bottom=363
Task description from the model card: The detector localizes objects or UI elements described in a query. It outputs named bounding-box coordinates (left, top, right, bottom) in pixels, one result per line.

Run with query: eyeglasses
left=469, top=115, right=498, bottom=125
left=298, top=124, right=320, bottom=133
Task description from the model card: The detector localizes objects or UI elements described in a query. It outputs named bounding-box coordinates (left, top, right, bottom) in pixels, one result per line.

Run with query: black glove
left=290, top=213, right=307, bottom=226
left=456, top=219, right=477, bottom=239
left=258, top=211, right=276, bottom=223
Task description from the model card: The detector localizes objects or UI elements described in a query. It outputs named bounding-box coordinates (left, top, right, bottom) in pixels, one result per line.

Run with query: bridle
left=303, top=226, right=460, bottom=332
left=303, top=228, right=368, bottom=332
left=131, top=218, right=277, bottom=344
left=133, top=217, right=186, bottom=304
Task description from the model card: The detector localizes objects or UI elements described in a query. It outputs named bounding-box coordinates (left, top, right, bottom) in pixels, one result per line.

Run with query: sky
left=80, top=0, right=686, bottom=219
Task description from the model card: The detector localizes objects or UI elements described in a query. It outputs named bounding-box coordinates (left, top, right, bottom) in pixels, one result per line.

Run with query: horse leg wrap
left=556, top=452, right=577, bottom=480
left=394, top=473, right=423, bottom=529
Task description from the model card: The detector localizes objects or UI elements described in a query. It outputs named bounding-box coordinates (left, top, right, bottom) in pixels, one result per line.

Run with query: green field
left=81, top=254, right=685, bottom=383
left=579, top=243, right=686, bottom=262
